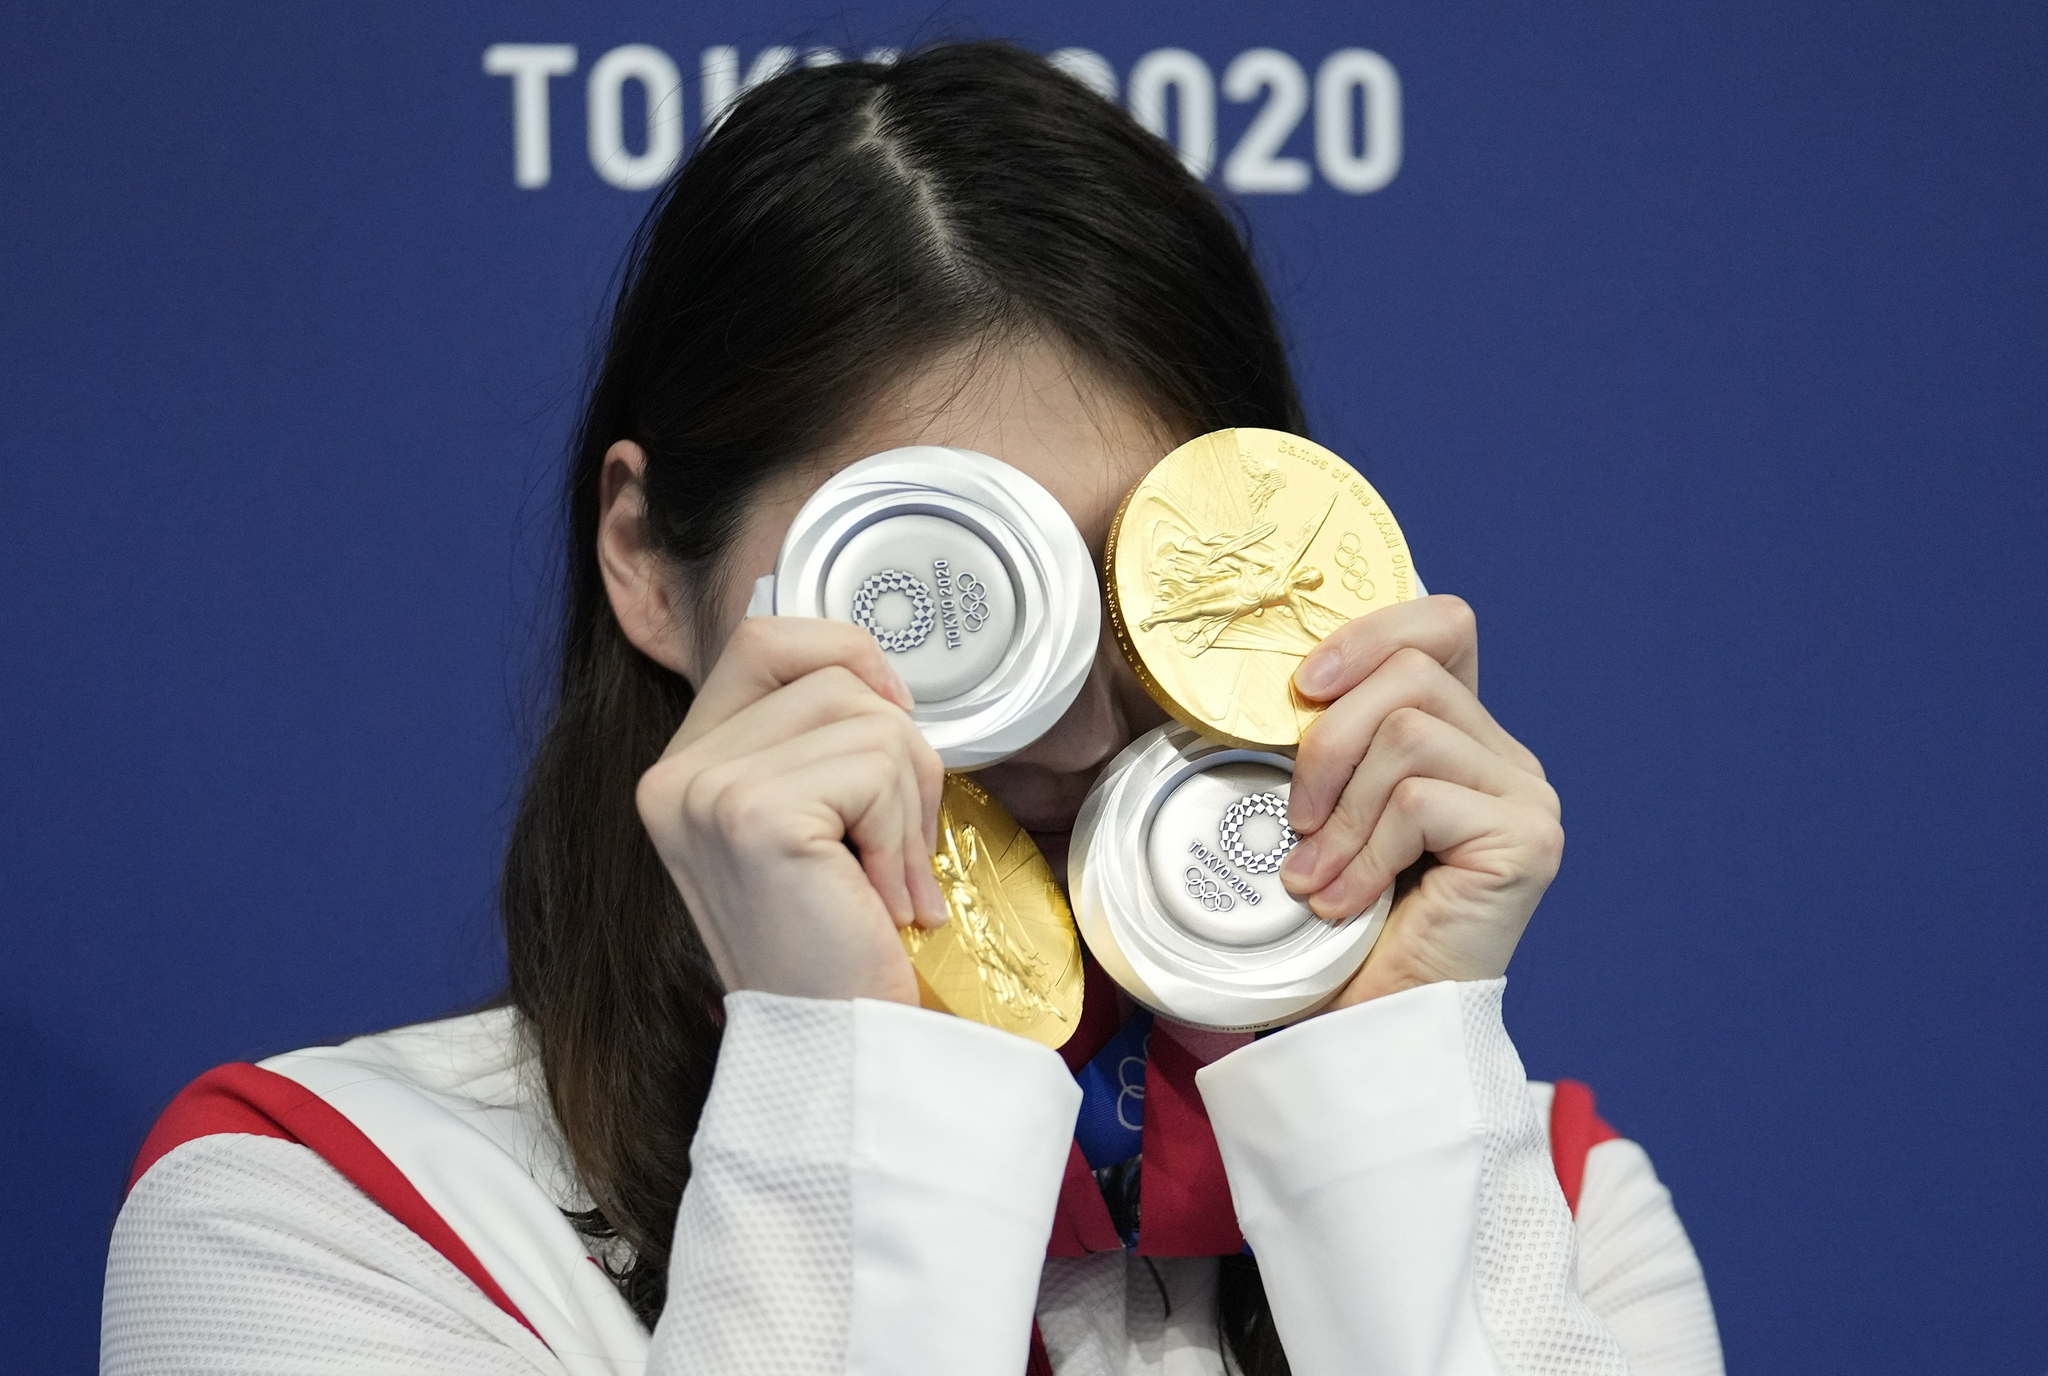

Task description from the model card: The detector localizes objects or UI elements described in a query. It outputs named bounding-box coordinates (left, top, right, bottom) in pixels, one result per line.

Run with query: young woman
left=103, top=43, right=1723, bottom=1376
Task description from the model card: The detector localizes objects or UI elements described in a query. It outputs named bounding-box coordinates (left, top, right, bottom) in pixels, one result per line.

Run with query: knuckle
left=681, top=766, right=731, bottom=831
left=636, top=752, right=685, bottom=798
left=865, top=689, right=917, bottom=731
left=850, top=628, right=891, bottom=672
left=641, top=753, right=699, bottom=816
left=836, top=744, right=883, bottom=776
left=870, top=704, right=922, bottom=754
left=843, top=712, right=896, bottom=753
left=1349, top=838, right=1401, bottom=889
left=852, top=678, right=897, bottom=712
left=713, top=780, right=777, bottom=840
left=1295, top=712, right=1335, bottom=762
left=1433, top=593, right=1477, bottom=635
left=707, top=784, right=747, bottom=838
left=633, top=765, right=671, bottom=824
left=1387, top=645, right=1440, bottom=684
left=850, top=747, right=900, bottom=794
left=824, top=618, right=889, bottom=672
left=812, top=662, right=864, bottom=698
left=1387, top=774, right=1432, bottom=812
left=912, top=741, right=945, bottom=793
left=1319, top=796, right=1369, bottom=846
left=1379, top=705, right=1434, bottom=752
left=726, top=614, right=777, bottom=658
left=1313, top=779, right=1357, bottom=827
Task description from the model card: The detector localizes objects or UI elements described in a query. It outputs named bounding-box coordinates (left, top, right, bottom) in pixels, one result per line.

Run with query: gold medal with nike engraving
left=901, top=773, right=1084, bottom=1048
left=1106, top=428, right=1418, bottom=751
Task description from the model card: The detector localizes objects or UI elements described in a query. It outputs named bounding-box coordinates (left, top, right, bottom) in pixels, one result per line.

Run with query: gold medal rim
left=1105, top=427, right=1416, bottom=751
left=899, top=774, right=1085, bottom=1048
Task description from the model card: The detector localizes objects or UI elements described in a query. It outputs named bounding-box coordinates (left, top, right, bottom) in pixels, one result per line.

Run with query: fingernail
left=1280, top=836, right=1319, bottom=884
left=920, top=871, right=949, bottom=926
left=1294, top=652, right=1340, bottom=698
left=1309, top=887, right=1351, bottom=923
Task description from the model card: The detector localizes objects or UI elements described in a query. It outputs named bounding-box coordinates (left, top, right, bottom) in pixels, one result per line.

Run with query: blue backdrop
left=4, top=2, right=2044, bottom=1371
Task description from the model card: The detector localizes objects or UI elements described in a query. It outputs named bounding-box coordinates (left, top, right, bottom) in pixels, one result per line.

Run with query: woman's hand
left=1279, top=595, right=1563, bottom=1009
left=635, top=617, right=948, bottom=1005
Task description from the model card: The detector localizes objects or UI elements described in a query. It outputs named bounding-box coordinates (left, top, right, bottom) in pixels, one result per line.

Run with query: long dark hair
left=503, top=41, right=1302, bottom=1375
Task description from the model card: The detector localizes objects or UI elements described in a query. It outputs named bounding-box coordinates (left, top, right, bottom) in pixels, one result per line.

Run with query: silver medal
left=1069, top=723, right=1391, bottom=1031
left=748, top=446, right=1100, bottom=770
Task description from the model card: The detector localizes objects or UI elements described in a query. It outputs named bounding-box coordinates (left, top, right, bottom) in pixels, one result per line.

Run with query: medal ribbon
left=1045, top=954, right=1247, bottom=1258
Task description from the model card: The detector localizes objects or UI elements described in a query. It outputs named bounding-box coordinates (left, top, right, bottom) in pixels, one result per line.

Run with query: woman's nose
left=1005, top=652, right=1125, bottom=775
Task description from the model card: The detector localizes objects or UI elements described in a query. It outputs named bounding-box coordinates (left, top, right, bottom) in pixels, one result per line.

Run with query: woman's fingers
left=670, top=747, right=910, bottom=995
left=657, top=638, right=946, bottom=925
left=1263, top=593, right=1567, bottom=1005
left=667, top=617, right=912, bottom=757
left=686, top=711, right=941, bottom=926
left=680, top=663, right=908, bottom=769
left=840, top=754, right=919, bottom=929
left=1294, top=594, right=1481, bottom=701
left=1281, top=707, right=1557, bottom=902
left=1289, top=646, right=1542, bottom=834
left=1306, top=774, right=1564, bottom=923
left=633, top=618, right=940, bottom=1005
left=893, top=741, right=948, bottom=927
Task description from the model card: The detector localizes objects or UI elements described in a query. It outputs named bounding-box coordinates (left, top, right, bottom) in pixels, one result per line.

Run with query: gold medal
left=901, top=774, right=1084, bottom=1047
left=1107, top=428, right=1418, bottom=750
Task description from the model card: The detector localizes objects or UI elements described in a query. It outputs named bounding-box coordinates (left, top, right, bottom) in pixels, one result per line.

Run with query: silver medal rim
left=769, top=446, right=1101, bottom=769
left=1069, top=722, right=1391, bottom=1031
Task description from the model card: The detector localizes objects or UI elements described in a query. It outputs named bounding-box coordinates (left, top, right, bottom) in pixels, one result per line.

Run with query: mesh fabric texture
left=106, top=990, right=1721, bottom=1375
left=658, top=993, right=855, bottom=1376
left=1460, top=981, right=1633, bottom=1375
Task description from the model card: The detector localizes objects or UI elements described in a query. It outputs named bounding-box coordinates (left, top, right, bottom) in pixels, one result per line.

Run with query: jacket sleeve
left=103, top=1134, right=566, bottom=1376
left=1573, top=1136, right=1724, bottom=1376
left=651, top=992, right=1081, bottom=1376
left=1195, top=978, right=1642, bottom=1376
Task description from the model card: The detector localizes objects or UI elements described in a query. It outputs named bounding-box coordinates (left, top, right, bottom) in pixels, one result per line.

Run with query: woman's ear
left=597, top=440, right=699, bottom=682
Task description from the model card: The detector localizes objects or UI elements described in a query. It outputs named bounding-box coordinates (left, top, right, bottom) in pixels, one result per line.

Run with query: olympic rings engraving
left=1183, top=866, right=1236, bottom=911
left=851, top=569, right=936, bottom=653
left=1218, top=791, right=1297, bottom=875
left=1333, top=531, right=1376, bottom=597
left=953, top=571, right=991, bottom=632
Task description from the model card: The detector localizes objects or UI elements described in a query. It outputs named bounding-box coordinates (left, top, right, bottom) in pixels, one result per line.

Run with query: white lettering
left=1047, top=48, right=1117, bottom=102
left=482, top=44, right=577, bottom=189
left=700, top=46, right=797, bottom=134
left=1128, top=49, right=1216, bottom=180
left=1314, top=49, right=1402, bottom=194
left=1222, top=49, right=1311, bottom=194
left=485, top=42, right=1403, bottom=197
left=587, top=45, right=684, bottom=190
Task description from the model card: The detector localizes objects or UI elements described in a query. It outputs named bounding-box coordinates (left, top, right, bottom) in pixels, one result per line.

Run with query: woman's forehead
left=780, top=339, right=1172, bottom=533
left=708, top=338, right=1173, bottom=648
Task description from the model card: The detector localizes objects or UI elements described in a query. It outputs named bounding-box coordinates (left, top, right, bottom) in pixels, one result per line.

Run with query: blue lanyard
left=1071, top=1010, right=1153, bottom=1170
